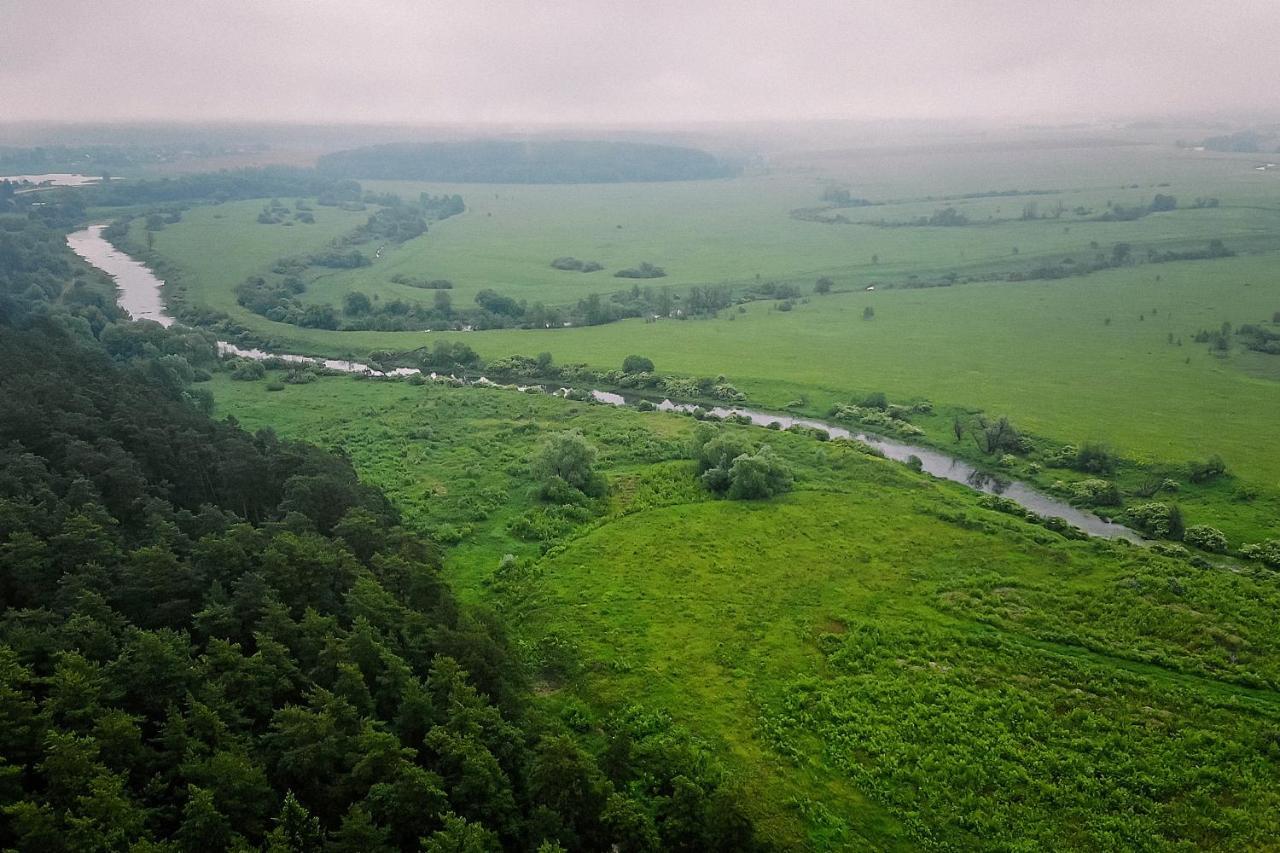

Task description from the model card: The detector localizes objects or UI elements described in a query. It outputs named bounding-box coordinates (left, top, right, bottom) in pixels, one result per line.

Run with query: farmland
left=131, top=141, right=1280, bottom=495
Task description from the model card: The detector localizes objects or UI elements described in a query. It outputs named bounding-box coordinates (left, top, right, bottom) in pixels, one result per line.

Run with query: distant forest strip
left=316, top=140, right=739, bottom=183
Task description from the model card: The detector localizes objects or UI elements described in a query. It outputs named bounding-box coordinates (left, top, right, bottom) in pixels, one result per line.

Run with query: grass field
left=208, top=370, right=1280, bottom=850
left=136, top=142, right=1280, bottom=501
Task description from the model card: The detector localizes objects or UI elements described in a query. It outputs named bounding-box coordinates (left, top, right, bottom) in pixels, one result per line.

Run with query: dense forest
left=0, top=205, right=761, bottom=850
left=315, top=141, right=737, bottom=183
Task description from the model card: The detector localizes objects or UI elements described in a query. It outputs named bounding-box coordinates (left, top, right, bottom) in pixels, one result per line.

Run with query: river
left=66, top=224, right=1142, bottom=542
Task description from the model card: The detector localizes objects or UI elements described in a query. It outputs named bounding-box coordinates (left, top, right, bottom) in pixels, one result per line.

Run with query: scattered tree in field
left=691, top=427, right=792, bottom=500
left=860, top=391, right=888, bottom=410
left=434, top=290, right=453, bottom=316
left=863, top=306, right=875, bottom=321
left=814, top=277, right=833, bottom=294
left=1071, top=442, right=1117, bottom=474
left=533, top=430, right=606, bottom=498
left=972, top=415, right=1024, bottom=455
left=342, top=291, right=372, bottom=316
left=614, top=262, right=666, bottom=279
left=726, top=445, right=793, bottom=499
left=622, top=354, right=655, bottom=374
left=952, top=417, right=965, bottom=443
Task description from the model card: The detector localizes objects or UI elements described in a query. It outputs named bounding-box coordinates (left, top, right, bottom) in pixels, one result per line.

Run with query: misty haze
left=2, top=2, right=1280, bottom=851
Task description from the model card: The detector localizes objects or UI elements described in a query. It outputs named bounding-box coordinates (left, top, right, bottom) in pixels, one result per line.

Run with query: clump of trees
left=551, top=256, right=604, bottom=272
left=417, top=339, right=482, bottom=372
left=1188, top=454, right=1228, bottom=483
left=615, top=262, right=666, bottom=279
left=969, top=415, right=1028, bottom=456
left=391, top=273, right=453, bottom=289
left=814, top=277, right=833, bottom=294
left=0, top=238, right=765, bottom=853
left=691, top=427, right=793, bottom=499
left=533, top=430, right=607, bottom=500
left=821, top=185, right=873, bottom=206
left=622, top=354, right=655, bottom=374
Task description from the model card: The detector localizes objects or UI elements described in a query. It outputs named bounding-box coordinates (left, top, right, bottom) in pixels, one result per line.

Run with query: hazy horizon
left=4, top=0, right=1279, bottom=126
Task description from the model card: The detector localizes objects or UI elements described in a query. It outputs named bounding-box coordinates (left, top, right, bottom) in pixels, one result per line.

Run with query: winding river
left=67, top=224, right=1142, bottom=542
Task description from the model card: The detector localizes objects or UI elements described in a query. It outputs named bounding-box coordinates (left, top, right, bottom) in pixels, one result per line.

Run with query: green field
left=121, top=139, right=1280, bottom=845
left=136, top=142, right=1280, bottom=502
left=208, top=371, right=1280, bottom=850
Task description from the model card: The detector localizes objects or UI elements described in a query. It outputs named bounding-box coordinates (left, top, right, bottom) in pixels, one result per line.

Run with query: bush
left=1126, top=503, right=1184, bottom=539
left=622, top=354, right=655, bottom=374
left=1241, top=539, right=1280, bottom=568
left=691, top=427, right=792, bottom=500
left=1188, top=455, right=1228, bottom=483
left=533, top=430, right=606, bottom=498
left=1184, top=524, right=1229, bottom=553
left=615, top=262, right=666, bottom=279
left=726, top=444, right=793, bottom=499
left=265, top=380, right=285, bottom=392
left=230, top=359, right=266, bottom=381
left=814, top=277, right=833, bottom=294
left=1072, top=442, right=1118, bottom=474
left=1066, top=478, right=1122, bottom=506
left=860, top=391, right=888, bottom=410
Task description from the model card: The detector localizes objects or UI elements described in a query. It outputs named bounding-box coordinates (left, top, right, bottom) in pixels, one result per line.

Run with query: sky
left=3, top=0, right=1278, bottom=125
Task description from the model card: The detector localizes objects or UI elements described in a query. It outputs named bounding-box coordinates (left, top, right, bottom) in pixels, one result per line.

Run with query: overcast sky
left=3, top=0, right=1278, bottom=125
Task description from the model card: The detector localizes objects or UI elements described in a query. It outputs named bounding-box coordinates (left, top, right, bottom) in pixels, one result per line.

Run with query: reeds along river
left=67, top=224, right=1143, bottom=543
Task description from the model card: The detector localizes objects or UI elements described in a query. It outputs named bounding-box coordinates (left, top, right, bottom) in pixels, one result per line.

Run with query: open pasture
left=208, top=371, right=1280, bottom=850
left=142, top=141, right=1280, bottom=494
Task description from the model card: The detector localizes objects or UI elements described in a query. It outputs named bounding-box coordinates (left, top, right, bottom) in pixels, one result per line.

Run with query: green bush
left=230, top=359, right=266, bottom=380
left=533, top=430, right=606, bottom=498
left=726, top=444, right=793, bottom=500
left=1125, top=502, right=1184, bottom=539
left=1188, top=454, right=1228, bottom=483
left=1240, top=539, right=1280, bottom=568
left=622, top=354, right=655, bottom=374
left=1065, top=478, right=1122, bottom=506
left=1184, top=524, right=1229, bottom=553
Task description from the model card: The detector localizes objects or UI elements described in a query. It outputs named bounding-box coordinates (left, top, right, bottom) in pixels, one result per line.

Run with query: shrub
left=533, top=430, right=606, bottom=498
left=622, top=354, right=655, bottom=374
left=1067, top=478, right=1121, bottom=506
left=1072, top=442, right=1118, bottom=474
left=860, top=391, right=888, bottom=410
left=265, top=381, right=285, bottom=392
left=1184, top=524, right=1229, bottom=553
left=614, top=262, right=666, bottom=279
left=1241, top=539, right=1280, bottom=568
left=230, top=359, right=266, bottom=381
left=726, top=444, right=793, bottom=500
left=1188, top=455, right=1228, bottom=483
left=1126, top=502, right=1185, bottom=539
left=814, top=277, right=833, bottom=294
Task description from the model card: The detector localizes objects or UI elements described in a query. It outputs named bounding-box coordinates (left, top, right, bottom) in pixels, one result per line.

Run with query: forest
left=0, top=216, right=762, bottom=851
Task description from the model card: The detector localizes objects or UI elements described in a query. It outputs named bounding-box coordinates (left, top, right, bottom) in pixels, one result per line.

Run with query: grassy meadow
left=208, top=370, right=1280, bottom=850
left=138, top=143, right=1280, bottom=500
left=126, top=139, right=1280, bottom=844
